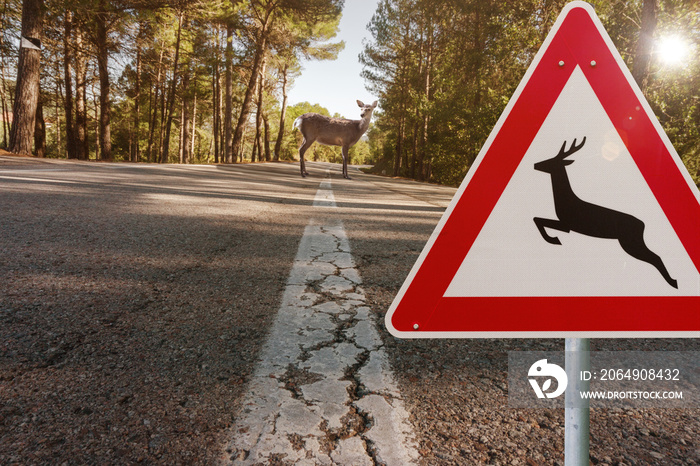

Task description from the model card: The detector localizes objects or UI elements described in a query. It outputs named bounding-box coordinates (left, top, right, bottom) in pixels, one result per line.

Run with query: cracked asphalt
left=224, top=172, right=418, bottom=464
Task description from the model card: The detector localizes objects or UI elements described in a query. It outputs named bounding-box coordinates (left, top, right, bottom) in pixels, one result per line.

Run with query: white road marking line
left=313, top=174, right=336, bottom=208
left=0, top=175, right=78, bottom=184
left=223, top=174, right=418, bottom=465
left=0, top=168, right=69, bottom=173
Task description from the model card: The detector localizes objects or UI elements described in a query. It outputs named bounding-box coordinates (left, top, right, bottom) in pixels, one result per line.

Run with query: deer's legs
left=298, top=139, right=312, bottom=177
left=618, top=232, right=678, bottom=289
left=341, top=145, right=350, bottom=179
left=533, top=217, right=570, bottom=245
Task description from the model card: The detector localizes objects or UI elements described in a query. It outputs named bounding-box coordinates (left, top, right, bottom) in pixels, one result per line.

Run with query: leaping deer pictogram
left=533, top=137, right=678, bottom=289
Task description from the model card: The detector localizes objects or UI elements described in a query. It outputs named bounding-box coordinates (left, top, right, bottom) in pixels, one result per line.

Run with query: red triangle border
left=386, top=2, right=700, bottom=337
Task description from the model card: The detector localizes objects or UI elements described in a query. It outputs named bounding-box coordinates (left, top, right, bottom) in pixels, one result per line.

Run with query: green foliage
left=3, top=0, right=343, bottom=162
left=0, top=0, right=20, bottom=149
left=363, top=0, right=700, bottom=186
left=6, top=0, right=697, bottom=181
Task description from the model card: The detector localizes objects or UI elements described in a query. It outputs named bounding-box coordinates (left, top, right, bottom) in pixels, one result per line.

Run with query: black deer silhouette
left=533, top=137, right=678, bottom=289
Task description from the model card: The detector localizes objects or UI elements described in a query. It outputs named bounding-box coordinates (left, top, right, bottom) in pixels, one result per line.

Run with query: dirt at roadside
left=343, top=170, right=700, bottom=466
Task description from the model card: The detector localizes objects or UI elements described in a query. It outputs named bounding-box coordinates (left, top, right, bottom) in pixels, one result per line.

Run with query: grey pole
left=565, top=337, right=590, bottom=466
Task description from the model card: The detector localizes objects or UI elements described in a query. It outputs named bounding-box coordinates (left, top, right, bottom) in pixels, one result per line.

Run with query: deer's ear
left=563, top=159, right=575, bottom=166
left=357, top=100, right=364, bottom=107
left=371, top=100, right=378, bottom=108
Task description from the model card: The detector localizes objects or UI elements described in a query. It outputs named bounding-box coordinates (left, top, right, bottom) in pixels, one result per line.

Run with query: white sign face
left=444, top=67, right=700, bottom=298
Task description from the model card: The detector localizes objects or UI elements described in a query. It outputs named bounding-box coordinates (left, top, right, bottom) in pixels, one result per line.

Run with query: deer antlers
left=556, top=137, right=587, bottom=159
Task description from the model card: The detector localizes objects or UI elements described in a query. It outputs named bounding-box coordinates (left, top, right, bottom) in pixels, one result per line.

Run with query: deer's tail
left=293, top=116, right=303, bottom=131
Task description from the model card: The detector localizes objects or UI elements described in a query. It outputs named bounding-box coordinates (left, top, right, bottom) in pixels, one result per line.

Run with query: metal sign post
left=565, top=338, right=590, bottom=466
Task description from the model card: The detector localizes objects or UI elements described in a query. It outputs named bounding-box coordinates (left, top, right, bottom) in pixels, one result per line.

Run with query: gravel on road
left=1, top=157, right=315, bottom=464
left=1, top=156, right=698, bottom=465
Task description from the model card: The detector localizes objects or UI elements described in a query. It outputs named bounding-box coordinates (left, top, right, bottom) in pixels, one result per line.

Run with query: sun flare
left=656, top=36, right=690, bottom=66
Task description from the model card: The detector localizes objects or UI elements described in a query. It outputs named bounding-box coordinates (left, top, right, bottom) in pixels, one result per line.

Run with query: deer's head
left=357, top=100, right=378, bottom=120
left=534, top=137, right=587, bottom=174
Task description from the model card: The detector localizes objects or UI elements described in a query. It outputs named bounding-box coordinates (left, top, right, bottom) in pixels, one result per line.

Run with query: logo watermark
left=528, top=359, right=568, bottom=399
left=509, top=351, right=699, bottom=409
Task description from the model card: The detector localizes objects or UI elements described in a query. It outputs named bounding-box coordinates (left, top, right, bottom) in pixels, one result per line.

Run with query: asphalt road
left=1, top=155, right=698, bottom=465
left=0, top=156, right=452, bottom=464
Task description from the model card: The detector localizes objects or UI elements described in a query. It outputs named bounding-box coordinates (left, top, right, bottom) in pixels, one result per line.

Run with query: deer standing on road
left=533, top=137, right=678, bottom=289
left=293, top=100, right=378, bottom=179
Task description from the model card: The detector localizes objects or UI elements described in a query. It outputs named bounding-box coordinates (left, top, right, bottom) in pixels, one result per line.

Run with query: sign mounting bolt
left=413, top=323, right=420, bottom=330
left=590, top=60, right=597, bottom=67
left=558, top=60, right=565, bottom=67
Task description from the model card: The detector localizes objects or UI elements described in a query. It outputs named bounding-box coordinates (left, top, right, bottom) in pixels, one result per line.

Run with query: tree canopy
left=361, top=0, right=700, bottom=186
left=1, top=0, right=697, bottom=186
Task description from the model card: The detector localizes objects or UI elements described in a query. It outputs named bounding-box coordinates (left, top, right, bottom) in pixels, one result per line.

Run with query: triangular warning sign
left=386, top=1, right=700, bottom=338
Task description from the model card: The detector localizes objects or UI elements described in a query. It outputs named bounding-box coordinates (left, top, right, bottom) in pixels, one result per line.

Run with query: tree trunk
left=218, top=28, right=226, bottom=161
left=157, top=62, right=166, bottom=160
left=9, top=0, right=43, bottom=155
left=161, top=10, right=183, bottom=163
left=233, top=36, right=266, bottom=159
left=394, top=117, right=404, bottom=177
left=418, top=25, right=433, bottom=182
left=34, top=94, right=45, bottom=157
left=0, top=34, right=10, bottom=148
left=224, top=23, right=233, bottom=163
left=147, top=44, right=164, bottom=162
left=232, top=6, right=273, bottom=160
left=190, top=79, right=197, bottom=162
left=0, top=0, right=8, bottom=148
left=251, top=101, right=259, bottom=162
left=410, top=121, right=418, bottom=179
left=402, top=127, right=409, bottom=174
left=273, top=63, right=288, bottom=161
left=146, top=84, right=156, bottom=162
left=251, top=131, right=258, bottom=162
left=95, top=0, right=112, bottom=160
left=632, top=0, right=657, bottom=92
left=178, top=99, right=184, bottom=163
left=0, top=88, right=7, bottom=148
left=411, top=26, right=425, bottom=180
left=180, top=69, right=191, bottom=164
left=238, top=124, right=246, bottom=162
left=54, top=66, right=61, bottom=155
left=212, top=58, right=220, bottom=163
left=132, top=25, right=142, bottom=162
left=263, top=112, right=270, bottom=161
left=254, top=52, right=267, bottom=163
left=74, top=30, right=88, bottom=160
left=419, top=114, right=430, bottom=180
left=63, top=10, right=76, bottom=158
left=394, top=42, right=410, bottom=177
left=92, top=79, right=99, bottom=159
